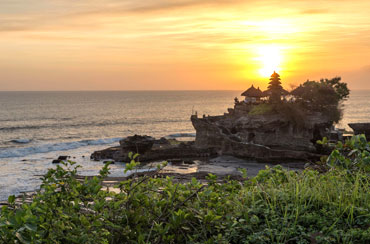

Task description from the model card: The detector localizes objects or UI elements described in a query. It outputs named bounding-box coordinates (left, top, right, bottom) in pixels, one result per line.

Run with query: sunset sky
left=1, top=0, right=370, bottom=91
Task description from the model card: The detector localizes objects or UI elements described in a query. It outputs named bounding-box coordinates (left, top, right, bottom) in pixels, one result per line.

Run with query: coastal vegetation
left=1, top=135, right=369, bottom=243
left=244, top=75, right=350, bottom=126
left=291, top=77, right=350, bottom=123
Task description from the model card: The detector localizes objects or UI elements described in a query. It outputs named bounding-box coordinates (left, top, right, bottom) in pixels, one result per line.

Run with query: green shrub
left=248, top=104, right=273, bottom=115
left=323, top=134, right=370, bottom=174
left=291, top=77, right=350, bottom=123
left=1, top=142, right=370, bottom=243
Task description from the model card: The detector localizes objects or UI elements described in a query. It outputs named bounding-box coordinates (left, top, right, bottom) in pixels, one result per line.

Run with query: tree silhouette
left=267, top=71, right=283, bottom=103
left=290, top=76, right=350, bottom=122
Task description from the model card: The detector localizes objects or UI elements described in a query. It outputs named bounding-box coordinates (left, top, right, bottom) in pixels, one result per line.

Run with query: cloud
left=0, top=17, right=38, bottom=32
left=361, top=65, right=370, bottom=73
left=300, top=8, right=329, bottom=15
left=0, top=0, right=245, bottom=32
left=124, top=0, right=245, bottom=12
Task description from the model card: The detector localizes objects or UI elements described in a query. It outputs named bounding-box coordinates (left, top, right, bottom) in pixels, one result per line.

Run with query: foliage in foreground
left=1, top=137, right=370, bottom=244
left=317, top=134, right=370, bottom=174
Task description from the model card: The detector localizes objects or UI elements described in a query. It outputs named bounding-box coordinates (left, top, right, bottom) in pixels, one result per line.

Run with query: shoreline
left=0, top=155, right=305, bottom=207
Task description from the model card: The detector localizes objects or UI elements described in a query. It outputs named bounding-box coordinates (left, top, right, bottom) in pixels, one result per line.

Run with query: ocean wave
left=0, top=119, right=188, bottom=132
left=0, top=138, right=121, bottom=158
left=0, top=125, right=43, bottom=131
left=10, top=139, right=32, bottom=144
left=166, top=133, right=196, bottom=138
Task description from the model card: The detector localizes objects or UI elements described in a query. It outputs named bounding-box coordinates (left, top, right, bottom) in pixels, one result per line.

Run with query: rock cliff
left=191, top=110, right=333, bottom=161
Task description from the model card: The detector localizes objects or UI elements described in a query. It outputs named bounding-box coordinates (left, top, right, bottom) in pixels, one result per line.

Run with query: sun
left=256, top=46, right=283, bottom=77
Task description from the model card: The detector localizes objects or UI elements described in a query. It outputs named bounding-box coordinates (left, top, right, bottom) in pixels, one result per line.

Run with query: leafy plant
left=325, top=134, right=370, bottom=173
left=1, top=150, right=370, bottom=243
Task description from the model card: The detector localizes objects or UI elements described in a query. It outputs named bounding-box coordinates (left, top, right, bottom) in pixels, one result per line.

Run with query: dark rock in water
left=184, top=160, right=195, bottom=165
left=91, top=146, right=122, bottom=161
left=91, top=136, right=214, bottom=163
left=157, top=137, right=170, bottom=145
left=53, top=156, right=70, bottom=164
left=119, top=135, right=155, bottom=154
left=348, top=123, right=370, bottom=140
left=57, top=156, right=69, bottom=161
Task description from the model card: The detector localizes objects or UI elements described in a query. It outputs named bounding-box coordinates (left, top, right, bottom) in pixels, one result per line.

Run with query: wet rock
left=91, top=146, right=123, bottom=161
left=349, top=123, right=370, bottom=140
left=119, top=135, right=155, bottom=154
left=157, top=137, right=170, bottom=145
left=52, top=159, right=61, bottom=164
left=183, top=160, right=195, bottom=165
left=91, top=137, right=215, bottom=163
left=57, top=156, right=69, bottom=161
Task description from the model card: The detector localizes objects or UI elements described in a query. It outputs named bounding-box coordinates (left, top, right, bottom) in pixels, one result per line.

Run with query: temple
left=192, top=71, right=337, bottom=161
left=241, top=85, right=265, bottom=103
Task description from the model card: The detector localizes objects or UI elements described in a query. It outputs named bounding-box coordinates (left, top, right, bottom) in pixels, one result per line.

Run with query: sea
left=0, top=90, right=369, bottom=200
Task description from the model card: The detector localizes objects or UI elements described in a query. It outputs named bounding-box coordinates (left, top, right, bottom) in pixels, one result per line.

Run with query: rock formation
left=119, top=135, right=155, bottom=154
left=91, top=135, right=215, bottom=162
left=191, top=107, right=334, bottom=161
left=92, top=100, right=341, bottom=163
left=349, top=123, right=370, bottom=140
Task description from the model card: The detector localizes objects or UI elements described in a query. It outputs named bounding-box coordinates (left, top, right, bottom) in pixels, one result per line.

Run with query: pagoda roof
left=263, top=87, right=290, bottom=96
left=241, top=85, right=264, bottom=97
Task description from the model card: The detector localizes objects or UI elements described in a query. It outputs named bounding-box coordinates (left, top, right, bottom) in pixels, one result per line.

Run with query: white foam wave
left=166, top=133, right=196, bottom=138
left=0, top=138, right=121, bottom=158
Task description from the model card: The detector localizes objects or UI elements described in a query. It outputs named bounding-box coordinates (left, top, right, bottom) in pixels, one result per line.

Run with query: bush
left=291, top=77, right=350, bottom=123
left=1, top=141, right=370, bottom=243
left=319, top=134, right=370, bottom=174
left=248, top=103, right=273, bottom=115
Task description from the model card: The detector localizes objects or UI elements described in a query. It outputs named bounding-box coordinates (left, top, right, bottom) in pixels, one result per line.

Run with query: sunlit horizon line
left=0, top=88, right=367, bottom=92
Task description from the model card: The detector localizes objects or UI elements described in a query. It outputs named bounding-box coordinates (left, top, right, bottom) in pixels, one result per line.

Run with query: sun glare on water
left=256, top=46, right=283, bottom=77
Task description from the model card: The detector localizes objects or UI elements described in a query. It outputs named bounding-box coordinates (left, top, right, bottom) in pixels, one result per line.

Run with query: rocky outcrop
left=91, top=135, right=215, bottom=162
left=191, top=111, right=332, bottom=161
left=349, top=123, right=370, bottom=140
left=92, top=105, right=336, bottom=163
left=119, top=135, right=155, bottom=154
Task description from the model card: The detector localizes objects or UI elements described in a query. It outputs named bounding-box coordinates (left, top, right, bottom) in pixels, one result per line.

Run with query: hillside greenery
left=1, top=135, right=369, bottom=244
left=248, top=77, right=350, bottom=125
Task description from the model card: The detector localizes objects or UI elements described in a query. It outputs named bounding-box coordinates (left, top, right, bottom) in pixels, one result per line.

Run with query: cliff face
left=191, top=111, right=332, bottom=161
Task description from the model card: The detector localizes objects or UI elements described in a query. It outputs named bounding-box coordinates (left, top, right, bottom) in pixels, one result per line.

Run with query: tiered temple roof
left=241, top=85, right=264, bottom=98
